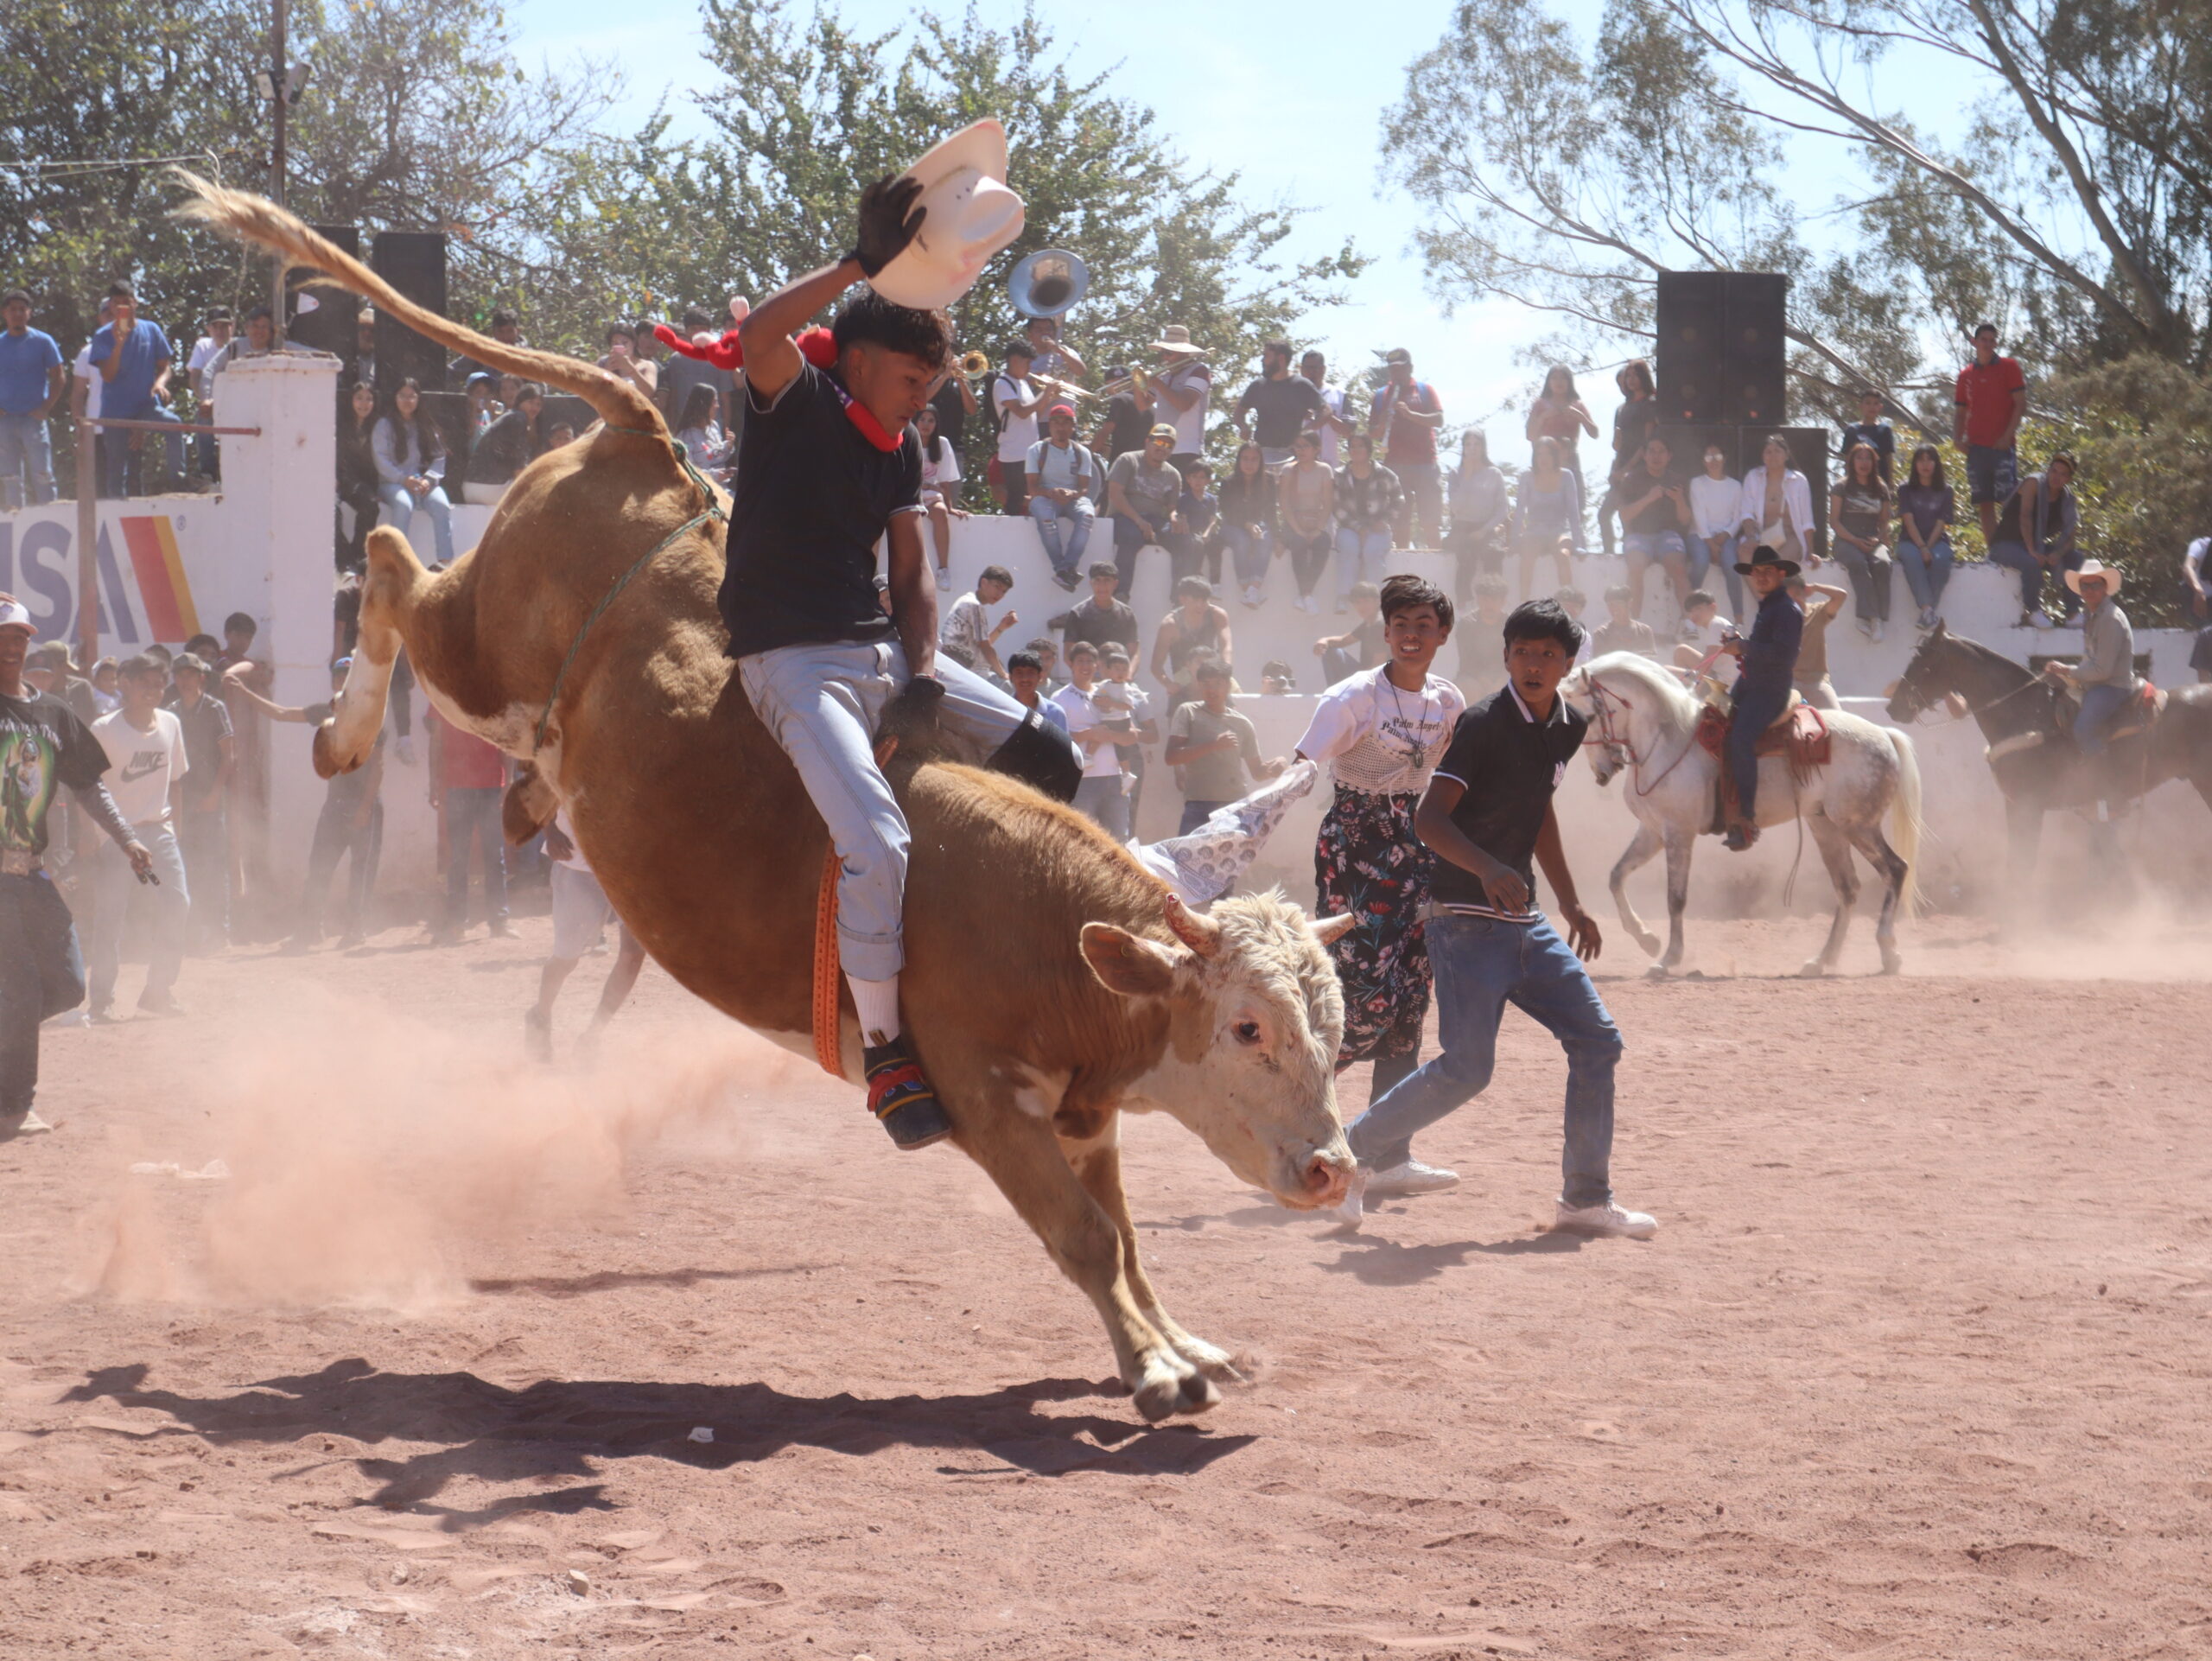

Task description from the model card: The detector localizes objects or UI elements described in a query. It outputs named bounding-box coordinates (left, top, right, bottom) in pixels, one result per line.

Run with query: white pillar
left=211, top=353, right=339, bottom=883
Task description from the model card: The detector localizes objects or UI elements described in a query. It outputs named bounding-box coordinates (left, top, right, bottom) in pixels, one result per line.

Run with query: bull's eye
left=1232, top=1020, right=1262, bottom=1046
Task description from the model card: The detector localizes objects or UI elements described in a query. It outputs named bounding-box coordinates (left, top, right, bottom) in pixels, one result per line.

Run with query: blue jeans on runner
left=442, top=786, right=507, bottom=929
left=1224, top=522, right=1273, bottom=585
left=2075, top=682, right=2131, bottom=757
left=0, top=410, right=58, bottom=509
left=85, top=824, right=189, bottom=1010
left=1897, top=536, right=1954, bottom=612
left=1347, top=911, right=1621, bottom=1208
left=1028, top=494, right=1094, bottom=579
left=0, top=873, right=86, bottom=1117
left=738, top=639, right=1030, bottom=982
left=1727, top=678, right=1792, bottom=820
left=1987, top=539, right=2081, bottom=617
left=99, top=402, right=187, bottom=498
left=1335, top=526, right=1390, bottom=601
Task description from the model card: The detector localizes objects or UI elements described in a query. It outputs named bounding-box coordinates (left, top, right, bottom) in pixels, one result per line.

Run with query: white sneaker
left=934, top=566, right=950, bottom=591
left=1553, top=1199, right=1656, bottom=1238
left=1856, top=616, right=1874, bottom=639
left=0, top=1111, right=54, bottom=1140
left=1871, top=617, right=1885, bottom=643
left=1363, top=1159, right=1460, bottom=1197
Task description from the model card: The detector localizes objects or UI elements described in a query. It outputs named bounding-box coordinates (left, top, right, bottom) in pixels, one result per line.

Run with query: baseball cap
left=1148, top=423, right=1178, bottom=442
left=1383, top=347, right=1413, bottom=366
left=0, top=597, right=34, bottom=635
left=1047, top=402, right=1076, bottom=419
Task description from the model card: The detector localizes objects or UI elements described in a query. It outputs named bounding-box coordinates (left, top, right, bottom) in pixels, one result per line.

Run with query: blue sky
left=507, top=0, right=1962, bottom=447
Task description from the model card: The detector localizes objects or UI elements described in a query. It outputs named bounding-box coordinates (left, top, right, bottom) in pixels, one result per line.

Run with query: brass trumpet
left=1098, top=365, right=1154, bottom=399
left=957, top=349, right=991, bottom=380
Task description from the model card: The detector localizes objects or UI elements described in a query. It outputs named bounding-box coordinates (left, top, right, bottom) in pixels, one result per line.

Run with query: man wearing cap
left=725, top=138, right=1077, bottom=1150
left=1024, top=403, right=1097, bottom=588
left=0, top=596, right=156, bottom=1137
left=1106, top=424, right=1188, bottom=592
left=1718, top=544, right=1803, bottom=851
left=2044, top=558, right=2137, bottom=819
left=0, top=289, right=66, bottom=511
left=1370, top=347, right=1444, bottom=550
left=1151, top=326, right=1211, bottom=467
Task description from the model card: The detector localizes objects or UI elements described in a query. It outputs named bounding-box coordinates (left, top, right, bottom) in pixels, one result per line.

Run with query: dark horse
left=1885, top=620, right=2212, bottom=884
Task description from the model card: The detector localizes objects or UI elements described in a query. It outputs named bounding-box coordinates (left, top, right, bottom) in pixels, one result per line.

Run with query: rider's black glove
left=851, top=175, right=927, bottom=278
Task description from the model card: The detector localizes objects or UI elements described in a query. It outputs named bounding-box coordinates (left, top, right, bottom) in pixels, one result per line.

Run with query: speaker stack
left=1651, top=269, right=1825, bottom=559
left=284, top=223, right=360, bottom=362
left=369, top=231, right=449, bottom=393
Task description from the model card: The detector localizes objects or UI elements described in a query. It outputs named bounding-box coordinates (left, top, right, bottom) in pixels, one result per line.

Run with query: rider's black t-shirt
left=1428, top=685, right=1586, bottom=911
left=720, top=360, right=914, bottom=660
left=0, top=690, right=109, bottom=860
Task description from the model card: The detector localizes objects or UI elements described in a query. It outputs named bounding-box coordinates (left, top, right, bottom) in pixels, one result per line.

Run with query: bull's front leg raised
left=957, top=1096, right=1215, bottom=1422
left=1060, top=1112, right=1240, bottom=1386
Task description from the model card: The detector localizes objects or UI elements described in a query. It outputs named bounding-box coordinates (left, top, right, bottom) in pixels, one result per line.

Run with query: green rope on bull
left=531, top=436, right=726, bottom=754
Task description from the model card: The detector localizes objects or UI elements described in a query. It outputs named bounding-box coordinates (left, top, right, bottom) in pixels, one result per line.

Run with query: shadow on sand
left=58, top=1359, right=1257, bottom=1512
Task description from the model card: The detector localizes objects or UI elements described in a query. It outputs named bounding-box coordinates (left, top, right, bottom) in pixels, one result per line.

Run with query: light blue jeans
left=1225, top=522, right=1273, bottom=584
left=1028, top=493, right=1094, bottom=578
left=85, top=824, right=189, bottom=1010
left=1702, top=533, right=1744, bottom=616
left=2075, top=682, right=2131, bottom=757
left=1334, top=526, right=1390, bottom=601
left=0, top=410, right=56, bottom=508
left=1897, top=535, right=1954, bottom=611
left=1348, top=911, right=1622, bottom=1207
left=738, top=639, right=1029, bottom=980
left=378, top=480, right=456, bottom=566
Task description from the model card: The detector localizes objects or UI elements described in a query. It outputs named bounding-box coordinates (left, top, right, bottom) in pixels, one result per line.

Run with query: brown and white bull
left=180, top=178, right=1357, bottom=1421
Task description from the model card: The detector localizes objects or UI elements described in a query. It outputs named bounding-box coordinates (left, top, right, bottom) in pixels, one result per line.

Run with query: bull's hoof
left=1130, top=1355, right=1214, bottom=1422
left=1798, top=958, right=1827, bottom=979
left=1643, top=964, right=1669, bottom=982
left=1171, top=1333, right=1244, bottom=1384
left=1879, top=949, right=1904, bottom=977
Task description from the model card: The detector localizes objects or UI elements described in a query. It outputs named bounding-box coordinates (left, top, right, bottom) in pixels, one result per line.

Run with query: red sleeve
left=1954, top=366, right=1970, bottom=406
left=2004, top=358, right=2025, bottom=392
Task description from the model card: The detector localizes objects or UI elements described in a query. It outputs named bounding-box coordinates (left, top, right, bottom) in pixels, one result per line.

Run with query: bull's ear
left=1310, top=913, right=1357, bottom=945
left=1080, top=923, right=1185, bottom=998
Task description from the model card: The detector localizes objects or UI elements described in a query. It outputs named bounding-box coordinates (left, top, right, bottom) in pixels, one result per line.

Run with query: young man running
left=1346, top=598, right=1656, bottom=1238
left=727, top=174, right=1076, bottom=1149
left=0, top=597, right=155, bottom=1137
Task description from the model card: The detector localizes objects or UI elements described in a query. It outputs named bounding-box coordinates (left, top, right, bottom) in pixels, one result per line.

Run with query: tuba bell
left=1008, top=249, right=1089, bottom=318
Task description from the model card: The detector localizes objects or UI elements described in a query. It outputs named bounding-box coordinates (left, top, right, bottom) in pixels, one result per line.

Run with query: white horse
left=1560, top=652, right=1926, bottom=977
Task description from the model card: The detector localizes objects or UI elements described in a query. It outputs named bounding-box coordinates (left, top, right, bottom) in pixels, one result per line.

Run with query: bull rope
left=530, top=441, right=726, bottom=753
left=813, top=845, right=844, bottom=1078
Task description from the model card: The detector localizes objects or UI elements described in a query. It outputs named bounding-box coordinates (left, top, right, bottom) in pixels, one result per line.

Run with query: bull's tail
left=1887, top=727, right=1926, bottom=918
left=316, top=526, right=429, bottom=780
left=169, top=170, right=664, bottom=438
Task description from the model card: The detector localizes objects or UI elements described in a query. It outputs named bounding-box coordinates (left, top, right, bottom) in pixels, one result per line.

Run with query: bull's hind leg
left=1061, top=1116, right=1242, bottom=1385
left=957, top=1096, right=1215, bottom=1422
left=1801, top=813, right=1860, bottom=977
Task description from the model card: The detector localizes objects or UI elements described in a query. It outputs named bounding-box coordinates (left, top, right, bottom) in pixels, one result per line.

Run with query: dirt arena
left=2, top=907, right=2208, bottom=1659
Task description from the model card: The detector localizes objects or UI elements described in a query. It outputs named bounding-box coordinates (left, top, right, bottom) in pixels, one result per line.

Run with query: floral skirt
left=1315, top=784, right=1434, bottom=1066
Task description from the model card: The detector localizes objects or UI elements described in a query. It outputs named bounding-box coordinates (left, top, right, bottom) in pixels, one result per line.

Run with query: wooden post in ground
left=75, top=418, right=98, bottom=670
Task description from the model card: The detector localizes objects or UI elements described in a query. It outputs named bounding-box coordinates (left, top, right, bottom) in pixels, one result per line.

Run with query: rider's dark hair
left=1379, top=572, right=1453, bottom=634
left=1502, top=597, right=1582, bottom=654
left=832, top=290, right=953, bottom=370
left=1007, top=651, right=1042, bottom=674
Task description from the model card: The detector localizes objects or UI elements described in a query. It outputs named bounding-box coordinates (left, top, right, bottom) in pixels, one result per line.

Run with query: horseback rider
left=1719, top=544, right=1802, bottom=851
left=2042, top=558, right=2136, bottom=819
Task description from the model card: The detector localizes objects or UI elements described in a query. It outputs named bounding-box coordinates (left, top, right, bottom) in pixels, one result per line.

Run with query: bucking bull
left=178, top=178, right=1357, bottom=1422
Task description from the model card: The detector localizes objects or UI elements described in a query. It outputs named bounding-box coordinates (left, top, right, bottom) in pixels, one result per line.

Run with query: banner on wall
left=0, top=500, right=258, bottom=651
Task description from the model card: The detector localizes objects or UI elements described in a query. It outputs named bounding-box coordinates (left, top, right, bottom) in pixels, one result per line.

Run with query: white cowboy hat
left=2063, top=558, right=2123, bottom=596
left=867, top=119, right=1027, bottom=312
left=1151, top=325, right=1205, bottom=356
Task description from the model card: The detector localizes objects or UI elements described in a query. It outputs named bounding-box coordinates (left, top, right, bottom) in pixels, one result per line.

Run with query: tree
left=531, top=1, right=1364, bottom=481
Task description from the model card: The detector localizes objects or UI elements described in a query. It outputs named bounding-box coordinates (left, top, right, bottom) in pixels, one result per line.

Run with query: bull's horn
left=1310, top=913, right=1357, bottom=945
left=1161, top=891, right=1223, bottom=958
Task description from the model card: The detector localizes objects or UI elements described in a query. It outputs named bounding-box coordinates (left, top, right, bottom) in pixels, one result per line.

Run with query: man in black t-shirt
left=725, top=177, right=1078, bottom=1150
left=1094, top=365, right=1152, bottom=461
left=1234, top=340, right=1325, bottom=468
left=1047, top=563, right=1141, bottom=657
left=1344, top=598, right=1656, bottom=1239
left=0, top=597, right=153, bottom=1137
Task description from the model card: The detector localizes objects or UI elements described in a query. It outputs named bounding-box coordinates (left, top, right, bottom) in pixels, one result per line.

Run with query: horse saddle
left=1698, top=694, right=1833, bottom=835
left=2107, top=681, right=2165, bottom=744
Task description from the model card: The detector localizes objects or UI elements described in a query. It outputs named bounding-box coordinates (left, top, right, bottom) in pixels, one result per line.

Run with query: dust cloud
left=77, top=986, right=798, bottom=1311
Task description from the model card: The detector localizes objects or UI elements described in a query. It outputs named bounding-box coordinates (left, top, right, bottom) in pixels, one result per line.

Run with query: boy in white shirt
left=991, top=341, right=1047, bottom=513
left=1671, top=589, right=1737, bottom=674
left=86, top=653, right=191, bottom=1019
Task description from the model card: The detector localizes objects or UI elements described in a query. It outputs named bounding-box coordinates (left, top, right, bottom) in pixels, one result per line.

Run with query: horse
left=1561, top=652, right=1925, bottom=978
left=1885, top=620, right=2212, bottom=888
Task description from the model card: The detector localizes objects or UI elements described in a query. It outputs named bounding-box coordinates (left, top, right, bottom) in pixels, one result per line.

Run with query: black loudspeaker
left=1655, top=270, right=1726, bottom=423
left=1724, top=271, right=1789, bottom=426
left=286, top=224, right=359, bottom=360
left=370, top=231, right=448, bottom=393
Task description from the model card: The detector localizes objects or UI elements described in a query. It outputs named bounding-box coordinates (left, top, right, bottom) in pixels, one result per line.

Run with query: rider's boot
left=862, top=1034, right=955, bottom=1150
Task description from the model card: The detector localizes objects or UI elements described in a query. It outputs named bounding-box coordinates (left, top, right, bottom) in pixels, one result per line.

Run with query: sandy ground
left=2, top=906, right=2209, bottom=1660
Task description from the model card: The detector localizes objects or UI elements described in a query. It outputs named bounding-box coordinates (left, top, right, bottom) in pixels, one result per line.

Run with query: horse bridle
left=1892, top=639, right=2050, bottom=728
left=1580, top=677, right=1701, bottom=798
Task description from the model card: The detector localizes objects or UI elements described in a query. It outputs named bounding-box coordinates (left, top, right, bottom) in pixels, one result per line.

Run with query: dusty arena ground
left=2, top=907, right=2209, bottom=1659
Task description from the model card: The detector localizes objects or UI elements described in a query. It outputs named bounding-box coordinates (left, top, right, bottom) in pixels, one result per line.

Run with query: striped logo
left=115, top=514, right=200, bottom=641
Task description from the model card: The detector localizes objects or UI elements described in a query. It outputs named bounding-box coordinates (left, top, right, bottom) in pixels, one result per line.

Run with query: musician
left=1023, top=315, right=1085, bottom=385
left=1094, top=363, right=1153, bottom=461
left=1151, top=326, right=1211, bottom=467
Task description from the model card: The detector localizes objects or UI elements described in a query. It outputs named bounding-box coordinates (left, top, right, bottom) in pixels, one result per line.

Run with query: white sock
left=848, top=974, right=902, bottom=1048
